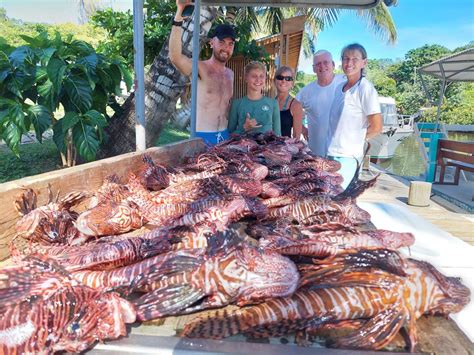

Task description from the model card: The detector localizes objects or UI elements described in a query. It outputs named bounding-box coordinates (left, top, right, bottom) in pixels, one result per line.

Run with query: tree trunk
left=98, top=7, right=216, bottom=159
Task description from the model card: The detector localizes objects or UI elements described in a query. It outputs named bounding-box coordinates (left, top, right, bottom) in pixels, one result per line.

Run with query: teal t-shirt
left=228, top=96, right=281, bottom=136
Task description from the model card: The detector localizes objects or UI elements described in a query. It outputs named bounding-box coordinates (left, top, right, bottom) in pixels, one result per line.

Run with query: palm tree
left=98, top=7, right=217, bottom=158
left=256, top=2, right=397, bottom=56
left=99, top=2, right=399, bottom=158
left=77, top=0, right=106, bottom=24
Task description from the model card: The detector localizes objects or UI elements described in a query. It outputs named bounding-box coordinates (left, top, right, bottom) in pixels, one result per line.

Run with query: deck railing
left=415, top=123, right=448, bottom=182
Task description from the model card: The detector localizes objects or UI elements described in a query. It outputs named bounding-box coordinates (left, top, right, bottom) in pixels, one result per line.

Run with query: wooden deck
left=359, top=167, right=474, bottom=246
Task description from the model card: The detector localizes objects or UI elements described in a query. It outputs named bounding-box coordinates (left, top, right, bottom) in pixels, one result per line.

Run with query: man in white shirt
left=296, top=50, right=345, bottom=156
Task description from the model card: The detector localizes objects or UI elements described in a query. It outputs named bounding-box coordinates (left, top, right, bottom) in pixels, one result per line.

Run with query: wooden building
left=227, top=15, right=306, bottom=98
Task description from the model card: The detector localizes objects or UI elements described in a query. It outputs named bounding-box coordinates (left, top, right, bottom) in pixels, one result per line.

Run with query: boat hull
left=368, top=128, right=413, bottom=160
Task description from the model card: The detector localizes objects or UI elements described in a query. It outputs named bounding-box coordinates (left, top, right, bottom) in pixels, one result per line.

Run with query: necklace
left=277, top=94, right=291, bottom=110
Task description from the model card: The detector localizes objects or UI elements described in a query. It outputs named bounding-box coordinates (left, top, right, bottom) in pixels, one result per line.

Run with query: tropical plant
left=97, top=6, right=217, bottom=158
left=0, top=8, right=106, bottom=48
left=0, top=31, right=131, bottom=165
left=366, top=59, right=397, bottom=97
left=91, top=1, right=177, bottom=68
left=228, top=2, right=398, bottom=57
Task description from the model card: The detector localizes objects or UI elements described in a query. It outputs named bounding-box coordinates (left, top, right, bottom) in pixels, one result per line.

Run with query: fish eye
left=68, top=322, right=81, bottom=334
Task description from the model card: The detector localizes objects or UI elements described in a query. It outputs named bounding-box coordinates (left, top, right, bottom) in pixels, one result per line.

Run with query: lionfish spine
left=72, top=252, right=180, bottom=289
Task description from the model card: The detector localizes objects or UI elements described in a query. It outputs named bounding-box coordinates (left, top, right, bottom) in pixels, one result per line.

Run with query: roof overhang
left=418, top=48, right=474, bottom=82
left=202, top=0, right=381, bottom=9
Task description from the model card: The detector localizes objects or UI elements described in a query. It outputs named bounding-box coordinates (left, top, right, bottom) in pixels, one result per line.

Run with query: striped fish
left=0, top=255, right=135, bottom=354
left=182, top=259, right=470, bottom=352
left=133, top=242, right=299, bottom=321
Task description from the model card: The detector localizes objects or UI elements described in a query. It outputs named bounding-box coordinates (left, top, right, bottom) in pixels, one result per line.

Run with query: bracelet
left=172, top=19, right=183, bottom=27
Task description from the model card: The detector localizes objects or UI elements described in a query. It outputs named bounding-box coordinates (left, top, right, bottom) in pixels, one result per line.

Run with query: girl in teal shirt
left=228, top=61, right=281, bottom=136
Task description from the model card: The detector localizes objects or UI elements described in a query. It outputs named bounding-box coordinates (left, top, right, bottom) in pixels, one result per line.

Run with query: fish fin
left=312, top=248, right=407, bottom=276
left=301, top=270, right=402, bottom=290
left=307, top=319, right=367, bottom=334
left=0, top=254, right=72, bottom=307
left=135, top=284, right=205, bottom=320
left=327, top=305, right=407, bottom=350
left=334, top=158, right=378, bottom=201
left=182, top=308, right=248, bottom=339
left=399, top=309, right=419, bottom=352
left=14, top=188, right=37, bottom=216
left=130, top=254, right=203, bottom=290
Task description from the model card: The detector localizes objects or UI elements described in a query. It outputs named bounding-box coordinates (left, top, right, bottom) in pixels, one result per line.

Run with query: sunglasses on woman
left=276, top=75, right=294, bottom=82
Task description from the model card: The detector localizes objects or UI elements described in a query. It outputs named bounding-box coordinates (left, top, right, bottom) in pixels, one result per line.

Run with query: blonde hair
left=275, top=66, right=295, bottom=79
left=244, top=61, right=267, bottom=76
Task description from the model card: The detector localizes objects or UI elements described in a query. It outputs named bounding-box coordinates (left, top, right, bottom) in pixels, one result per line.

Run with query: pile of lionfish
left=1, top=132, right=470, bottom=353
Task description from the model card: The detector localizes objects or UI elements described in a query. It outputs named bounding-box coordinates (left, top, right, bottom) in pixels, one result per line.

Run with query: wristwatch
left=172, top=19, right=183, bottom=27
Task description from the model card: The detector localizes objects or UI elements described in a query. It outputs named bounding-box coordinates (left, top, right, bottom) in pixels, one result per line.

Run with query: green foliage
left=91, top=1, right=175, bottom=68
left=0, top=31, right=131, bottom=162
left=367, top=44, right=474, bottom=127
left=394, top=82, right=427, bottom=115
left=155, top=123, right=190, bottom=146
left=419, top=83, right=474, bottom=125
left=392, top=44, right=450, bottom=85
left=91, top=2, right=270, bottom=67
left=366, top=59, right=397, bottom=97
left=292, top=71, right=315, bottom=96
left=0, top=15, right=105, bottom=48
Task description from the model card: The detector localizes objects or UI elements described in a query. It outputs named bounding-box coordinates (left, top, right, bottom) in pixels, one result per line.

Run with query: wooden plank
left=0, top=139, right=206, bottom=261
left=281, top=15, right=306, bottom=35
left=439, top=139, right=474, bottom=153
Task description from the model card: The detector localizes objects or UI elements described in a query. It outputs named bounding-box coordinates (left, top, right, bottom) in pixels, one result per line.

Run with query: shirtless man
left=169, top=0, right=235, bottom=145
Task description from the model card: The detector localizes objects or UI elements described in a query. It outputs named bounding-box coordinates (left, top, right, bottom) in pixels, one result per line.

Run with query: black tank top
left=279, top=97, right=294, bottom=138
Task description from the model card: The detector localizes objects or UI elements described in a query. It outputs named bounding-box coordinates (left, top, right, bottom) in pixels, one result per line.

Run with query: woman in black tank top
left=274, top=66, right=304, bottom=138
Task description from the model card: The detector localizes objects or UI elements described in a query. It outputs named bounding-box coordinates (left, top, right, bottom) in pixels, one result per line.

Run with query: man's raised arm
left=169, top=0, right=193, bottom=76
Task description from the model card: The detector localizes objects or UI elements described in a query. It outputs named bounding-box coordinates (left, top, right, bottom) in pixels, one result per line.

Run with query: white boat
left=368, top=96, right=416, bottom=160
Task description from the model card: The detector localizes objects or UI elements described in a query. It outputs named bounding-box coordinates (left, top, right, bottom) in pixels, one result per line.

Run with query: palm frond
left=355, top=2, right=397, bottom=44
left=306, top=8, right=342, bottom=30
left=261, top=7, right=284, bottom=34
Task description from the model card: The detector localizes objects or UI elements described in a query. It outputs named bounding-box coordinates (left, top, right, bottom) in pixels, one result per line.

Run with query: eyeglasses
left=276, top=75, right=294, bottom=82
left=313, top=61, right=332, bottom=66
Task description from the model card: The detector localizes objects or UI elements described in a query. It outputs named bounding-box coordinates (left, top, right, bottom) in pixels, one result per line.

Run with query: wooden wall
left=227, top=55, right=277, bottom=99
left=227, top=16, right=306, bottom=99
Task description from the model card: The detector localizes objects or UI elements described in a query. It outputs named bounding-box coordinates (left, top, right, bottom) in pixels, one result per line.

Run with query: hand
left=243, top=113, right=262, bottom=132
left=302, top=126, right=308, bottom=140
left=176, top=0, right=193, bottom=20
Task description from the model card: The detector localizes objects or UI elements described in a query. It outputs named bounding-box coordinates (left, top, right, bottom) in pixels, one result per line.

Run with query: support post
left=408, top=181, right=432, bottom=207
left=434, top=64, right=447, bottom=133
left=133, top=0, right=146, bottom=151
left=189, top=0, right=201, bottom=138
left=425, top=132, right=443, bottom=182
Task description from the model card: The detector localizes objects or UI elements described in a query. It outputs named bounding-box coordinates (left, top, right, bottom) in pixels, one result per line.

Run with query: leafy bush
left=0, top=16, right=105, bottom=48
left=0, top=31, right=131, bottom=163
left=91, top=1, right=176, bottom=68
left=419, top=106, right=474, bottom=125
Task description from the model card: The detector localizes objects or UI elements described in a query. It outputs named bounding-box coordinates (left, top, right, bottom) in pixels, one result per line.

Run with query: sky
left=298, top=0, right=474, bottom=73
left=1, top=0, right=473, bottom=73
